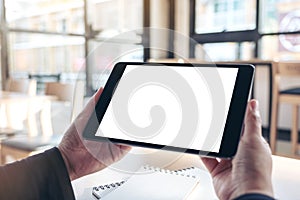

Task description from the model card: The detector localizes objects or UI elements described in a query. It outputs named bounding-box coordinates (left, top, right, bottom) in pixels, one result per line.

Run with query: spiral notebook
left=92, top=180, right=127, bottom=199
left=92, top=166, right=200, bottom=200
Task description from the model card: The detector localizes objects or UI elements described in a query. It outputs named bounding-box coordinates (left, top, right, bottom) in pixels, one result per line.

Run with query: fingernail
left=250, top=100, right=258, bottom=111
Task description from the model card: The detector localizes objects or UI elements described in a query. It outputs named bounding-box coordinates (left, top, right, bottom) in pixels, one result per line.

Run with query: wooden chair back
left=6, top=78, right=37, bottom=95
left=44, top=81, right=84, bottom=123
left=270, top=61, right=300, bottom=156
left=44, top=82, right=74, bottom=102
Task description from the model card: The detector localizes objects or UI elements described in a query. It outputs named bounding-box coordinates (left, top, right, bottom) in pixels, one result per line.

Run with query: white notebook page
left=102, top=167, right=199, bottom=200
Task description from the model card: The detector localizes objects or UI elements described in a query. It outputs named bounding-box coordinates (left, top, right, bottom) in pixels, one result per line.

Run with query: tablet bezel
left=83, top=62, right=254, bottom=158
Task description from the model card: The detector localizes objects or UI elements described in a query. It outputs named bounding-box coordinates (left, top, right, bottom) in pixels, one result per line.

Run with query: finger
left=87, top=87, right=103, bottom=112
left=72, top=88, right=103, bottom=135
left=244, top=99, right=262, bottom=138
left=76, top=88, right=103, bottom=119
left=117, top=144, right=132, bottom=152
left=201, top=157, right=219, bottom=173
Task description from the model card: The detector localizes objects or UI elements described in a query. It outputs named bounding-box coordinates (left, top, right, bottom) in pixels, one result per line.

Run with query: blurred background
left=2, top=0, right=300, bottom=91
left=1, top=0, right=300, bottom=160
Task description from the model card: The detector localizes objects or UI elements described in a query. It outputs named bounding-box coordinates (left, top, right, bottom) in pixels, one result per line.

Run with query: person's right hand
left=58, top=88, right=131, bottom=181
left=201, top=100, right=274, bottom=200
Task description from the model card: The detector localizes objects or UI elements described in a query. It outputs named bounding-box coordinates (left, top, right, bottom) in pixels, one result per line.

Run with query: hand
left=58, top=88, right=131, bottom=181
left=201, top=100, right=274, bottom=200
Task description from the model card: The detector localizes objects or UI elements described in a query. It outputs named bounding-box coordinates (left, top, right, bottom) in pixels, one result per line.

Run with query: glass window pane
left=6, top=0, right=84, bottom=34
left=0, top=36, right=1, bottom=89
left=260, top=34, right=300, bottom=60
left=195, top=42, right=255, bottom=61
left=9, top=33, right=85, bottom=79
left=88, top=40, right=143, bottom=90
left=260, top=0, right=300, bottom=33
left=87, top=0, right=143, bottom=39
left=195, top=0, right=256, bottom=33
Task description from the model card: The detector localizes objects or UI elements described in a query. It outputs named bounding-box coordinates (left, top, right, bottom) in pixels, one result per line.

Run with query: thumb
left=243, top=100, right=262, bottom=138
left=94, top=87, right=103, bottom=102
left=84, top=87, right=103, bottom=114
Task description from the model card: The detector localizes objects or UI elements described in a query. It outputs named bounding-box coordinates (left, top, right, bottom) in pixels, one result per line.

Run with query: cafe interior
left=0, top=0, right=300, bottom=199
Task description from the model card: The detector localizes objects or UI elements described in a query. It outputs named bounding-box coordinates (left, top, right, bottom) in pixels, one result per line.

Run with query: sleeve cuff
left=233, top=193, right=275, bottom=200
left=0, top=147, right=75, bottom=199
left=43, top=147, right=75, bottom=199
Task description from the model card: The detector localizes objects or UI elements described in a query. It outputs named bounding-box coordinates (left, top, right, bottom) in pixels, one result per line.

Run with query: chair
left=28, top=73, right=61, bottom=94
left=1, top=81, right=84, bottom=164
left=5, top=78, right=37, bottom=95
left=270, top=62, right=300, bottom=157
left=0, top=79, right=37, bottom=137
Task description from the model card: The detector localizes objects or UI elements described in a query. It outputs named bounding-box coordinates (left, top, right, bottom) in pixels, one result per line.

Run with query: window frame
left=189, top=0, right=300, bottom=59
left=0, top=0, right=149, bottom=93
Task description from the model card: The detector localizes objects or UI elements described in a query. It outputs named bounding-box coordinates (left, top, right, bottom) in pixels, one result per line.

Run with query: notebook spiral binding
left=92, top=180, right=126, bottom=199
left=93, top=180, right=126, bottom=191
left=92, top=165, right=198, bottom=199
left=142, top=165, right=197, bottom=179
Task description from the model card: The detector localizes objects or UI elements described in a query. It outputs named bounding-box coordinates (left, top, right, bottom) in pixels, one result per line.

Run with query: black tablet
left=83, top=62, right=254, bottom=158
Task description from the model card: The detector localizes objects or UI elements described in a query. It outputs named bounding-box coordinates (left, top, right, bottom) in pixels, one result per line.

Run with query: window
left=9, top=33, right=85, bottom=79
left=87, top=39, right=143, bottom=90
left=195, top=0, right=256, bottom=34
left=0, top=36, right=2, bottom=88
left=87, top=0, right=143, bottom=36
left=259, top=0, right=300, bottom=60
left=260, top=0, right=300, bottom=33
left=85, top=0, right=144, bottom=92
left=260, top=34, right=300, bottom=60
left=195, top=42, right=255, bottom=61
left=191, top=0, right=300, bottom=61
left=1, top=0, right=145, bottom=93
left=5, top=0, right=84, bottom=34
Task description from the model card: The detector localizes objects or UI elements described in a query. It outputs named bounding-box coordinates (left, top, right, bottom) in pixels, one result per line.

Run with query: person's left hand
left=58, top=88, right=131, bottom=181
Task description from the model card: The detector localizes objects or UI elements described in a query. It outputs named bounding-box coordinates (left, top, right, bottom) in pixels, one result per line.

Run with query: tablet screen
left=95, top=64, right=239, bottom=153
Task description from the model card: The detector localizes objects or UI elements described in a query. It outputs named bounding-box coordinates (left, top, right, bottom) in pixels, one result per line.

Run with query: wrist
left=230, top=190, right=274, bottom=200
left=229, top=181, right=274, bottom=200
left=58, top=146, right=77, bottom=181
left=232, top=193, right=275, bottom=200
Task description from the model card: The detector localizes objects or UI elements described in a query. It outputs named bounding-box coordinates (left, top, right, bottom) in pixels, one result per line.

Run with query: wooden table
left=0, top=91, right=57, bottom=136
left=72, top=148, right=300, bottom=199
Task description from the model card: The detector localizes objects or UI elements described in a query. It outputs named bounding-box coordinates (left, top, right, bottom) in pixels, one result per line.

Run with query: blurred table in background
left=0, top=91, right=57, bottom=137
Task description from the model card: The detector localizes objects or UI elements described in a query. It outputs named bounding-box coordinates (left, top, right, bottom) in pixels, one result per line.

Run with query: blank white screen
left=96, top=65, right=238, bottom=153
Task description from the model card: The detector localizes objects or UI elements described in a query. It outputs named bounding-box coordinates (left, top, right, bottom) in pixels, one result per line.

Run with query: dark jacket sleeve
left=0, top=147, right=75, bottom=200
left=234, top=193, right=276, bottom=200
